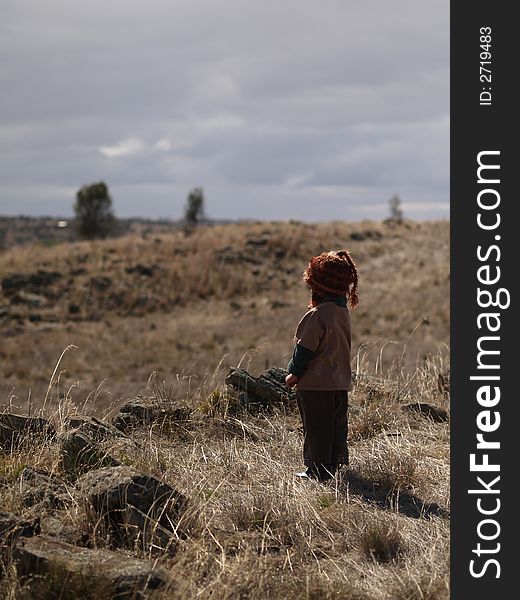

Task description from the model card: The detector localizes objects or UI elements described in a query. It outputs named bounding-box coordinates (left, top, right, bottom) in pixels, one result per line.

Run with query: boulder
left=40, top=514, right=83, bottom=546
left=0, top=414, right=55, bottom=452
left=18, top=467, right=70, bottom=509
left=225, top=366, right=295, bottom=410
left=113, top=400, right=191, bottom=432
left=0, top=512, right=40, bottom=546
left=60, top=429, right=119, bottom=477
left=65, top=415, right=124, bottom=442
left=77, top=466, right=187, bottom=553
left=114, top=401, right=153, bottom=429
left=14, top=535, right=168, bottom=599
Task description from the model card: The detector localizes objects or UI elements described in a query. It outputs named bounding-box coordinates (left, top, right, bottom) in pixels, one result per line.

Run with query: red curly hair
left=303, top=250, right=359, bottom=309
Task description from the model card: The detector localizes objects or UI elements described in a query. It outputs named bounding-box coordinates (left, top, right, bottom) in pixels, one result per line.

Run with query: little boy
left=285, top=250, right=359, bottom=482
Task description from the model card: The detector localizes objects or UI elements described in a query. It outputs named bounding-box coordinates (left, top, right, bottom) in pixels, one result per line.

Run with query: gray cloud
left=0, top=0, right=449, bottom=220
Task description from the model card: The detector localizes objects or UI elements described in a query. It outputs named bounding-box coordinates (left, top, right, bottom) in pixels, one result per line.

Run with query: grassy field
left=0, top=219, right=448, bottom=411
left=0, top=219, right=450, bottom=599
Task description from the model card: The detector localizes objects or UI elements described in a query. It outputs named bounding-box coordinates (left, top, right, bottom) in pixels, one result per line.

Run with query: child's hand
left=285, top=373, right=299, bottom=388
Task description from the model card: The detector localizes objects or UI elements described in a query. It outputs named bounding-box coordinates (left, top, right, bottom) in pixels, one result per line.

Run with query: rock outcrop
left=18, top=467, right=70, bottom=509
left=0, top=512, right=40, bottom=547
left=14, top=535, right=169, bottom=599
left=0, top=414, right=55, bottom=452
left=225, top=366, right=295, bottom=410
left=65, top=414, right=126, bottom=442
left=77, top=466, right=187, bottom=553
left=113, top=399, right=191, bottom=432
left=60, top=429, right=120, bottom=477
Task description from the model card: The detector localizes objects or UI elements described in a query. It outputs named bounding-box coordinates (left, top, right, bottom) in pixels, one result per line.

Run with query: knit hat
left=303, top=250, right=359, bottom=307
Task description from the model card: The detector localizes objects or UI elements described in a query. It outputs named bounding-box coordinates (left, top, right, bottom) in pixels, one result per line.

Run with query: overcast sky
left=0, top=0, right=449, bottom=221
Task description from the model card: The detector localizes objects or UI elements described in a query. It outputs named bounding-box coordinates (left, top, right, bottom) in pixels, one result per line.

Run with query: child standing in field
left=285, top=250, right=358, bottom=482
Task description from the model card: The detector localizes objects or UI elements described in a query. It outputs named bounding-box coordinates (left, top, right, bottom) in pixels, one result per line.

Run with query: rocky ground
left=0, top=219, right=450, bottom=598
left=0, top=363, right=449, bottom=599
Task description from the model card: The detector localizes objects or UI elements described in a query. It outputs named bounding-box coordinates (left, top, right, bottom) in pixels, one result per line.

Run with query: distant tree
left=184, top=187, right=205, bottom=226
left=74, top=181, right=116, bottom=239
left=388, top=194, right=404, bottom=223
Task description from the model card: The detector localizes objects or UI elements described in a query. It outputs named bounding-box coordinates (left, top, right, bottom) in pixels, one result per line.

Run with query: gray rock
left=113, top=400, right=191, bottom=432
left=65, top=415, right=125, bottom=442
left=0, top=512, right=40, bottom=546
left=40, top=515, right=82, bottom=545
left=14, top=535, right=168, bottom=599
left=77, top=466, right=187, bottom=553
left=0, top=414, right=55, bottom=452
left=60, top=429, right=119, bottom=477
left=18, top=467, right=70, bottom=509
left=117, top=401, right=152, bottom=422
left=225, top=366, right=295, bottom=410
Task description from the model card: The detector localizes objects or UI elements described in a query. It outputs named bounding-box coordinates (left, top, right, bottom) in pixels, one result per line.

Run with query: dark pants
left=296, top=390, right=349, bottom=474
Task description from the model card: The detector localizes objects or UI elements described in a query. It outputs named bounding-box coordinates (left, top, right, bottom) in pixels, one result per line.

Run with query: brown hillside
left=0, top=219, right=448, bottom=410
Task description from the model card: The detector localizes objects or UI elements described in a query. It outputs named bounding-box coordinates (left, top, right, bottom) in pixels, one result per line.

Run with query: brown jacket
left=294, top=301, right=352, bottom=391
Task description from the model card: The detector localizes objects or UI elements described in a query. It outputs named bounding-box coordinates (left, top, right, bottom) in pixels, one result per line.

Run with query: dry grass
left=0, top=349, right=449, bottom=599
left=0, top=220, right=448, bottom=409
left=0, top=219, right=449, bottom=598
